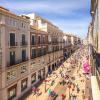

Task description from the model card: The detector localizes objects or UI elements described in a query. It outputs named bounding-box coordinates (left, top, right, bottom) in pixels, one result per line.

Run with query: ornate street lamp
left=68, top=83, right=71, bottom=100
left=44, top=79, right=49, bottom=92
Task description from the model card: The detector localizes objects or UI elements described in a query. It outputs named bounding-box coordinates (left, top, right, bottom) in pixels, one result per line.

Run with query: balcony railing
left=22, top=57, right=28, bottom=62
left=8, top=42, right=18, bottom=47
left=31, top=56, right=37, bottom=59
left=7, top=57, right=29, bottom=67
left=20, top=42, right=28, bottom=46
left=31, top=42, right=36, bottom=46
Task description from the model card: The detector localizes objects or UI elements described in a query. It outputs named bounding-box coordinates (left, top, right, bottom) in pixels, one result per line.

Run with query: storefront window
left=31, top=73, right=36, bottom=84
left=8, top=84, right=17, bottom=100
left=21, top=78, right=27, bottom=92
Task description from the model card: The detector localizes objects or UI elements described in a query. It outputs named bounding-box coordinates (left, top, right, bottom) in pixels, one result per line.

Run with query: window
left=22, top=34, right=26, bottom=45
left=32, top=35, right=35, bottom=45
left=43, top=36, right=45, bottom=43
left=38, top=36, right=41, bottom=44
left=42, top=48, right=46, bottom=55
left=32, top=49, right=36, bottom=59
left=31, top=73, right=36, bottom=84
left=21, top=23, right=24, bottom=28
left=7, top=70, right=16, bottom=81
left=37, top=48, right=42, bottom=57
left=10, top=51, right=15, bottom=66
left=13, top=20, right=16, bottom=27
left=8, top=84, right=17, bottom=100
left=21, top=78, right=28, bottom=92
left=21, top=66, right=27, bottom=74
left=10, top=33, right=15, bottom=46
left=22, top=50, right=26, bottom=61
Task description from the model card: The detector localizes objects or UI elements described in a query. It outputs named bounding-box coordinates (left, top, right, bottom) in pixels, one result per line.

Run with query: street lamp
left=68, top=83, right=71, bottom=100
left=44, top=79, right=49, bottom=92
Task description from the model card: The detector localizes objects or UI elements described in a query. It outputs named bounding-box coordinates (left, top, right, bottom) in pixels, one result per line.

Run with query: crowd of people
left=31, top=45, right=90, bottom=100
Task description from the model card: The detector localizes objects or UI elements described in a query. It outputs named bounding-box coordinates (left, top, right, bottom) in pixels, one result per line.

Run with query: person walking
left=61, top=93, right=65, bottom=100
left=82, top=90, right=85, bottom=100
left=32, top=87, right=36, bottom=95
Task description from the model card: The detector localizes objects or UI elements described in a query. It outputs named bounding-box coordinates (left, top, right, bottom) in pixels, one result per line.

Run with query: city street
left=1, top=1, right=100, bottom=100
left=24, top=46, right=91, bottom=100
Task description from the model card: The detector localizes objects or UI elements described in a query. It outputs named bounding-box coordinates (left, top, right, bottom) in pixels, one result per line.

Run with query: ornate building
left=88, top=0, right=100, bottom=100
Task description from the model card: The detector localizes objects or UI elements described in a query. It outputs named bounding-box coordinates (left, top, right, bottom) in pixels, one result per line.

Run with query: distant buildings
left=82, top=38, right=88, bottom=45
left=63, top=34, right=81, bottom=59
left=0, top=6, right=81, bottom=100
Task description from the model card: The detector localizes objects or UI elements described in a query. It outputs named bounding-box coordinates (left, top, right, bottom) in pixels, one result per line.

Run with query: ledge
left=91, top=76, right=100, bottom=100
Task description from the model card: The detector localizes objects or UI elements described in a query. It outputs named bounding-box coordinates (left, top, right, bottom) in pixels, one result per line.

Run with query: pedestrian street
left=24, top=46, right=91, bottom=100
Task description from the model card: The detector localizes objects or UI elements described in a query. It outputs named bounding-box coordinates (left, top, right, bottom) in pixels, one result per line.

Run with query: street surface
left=24, top=46, right=91, bottom=100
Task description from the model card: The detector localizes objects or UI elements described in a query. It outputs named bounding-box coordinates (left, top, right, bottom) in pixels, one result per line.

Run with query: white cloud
left=0, top=0, right=90, bottom=15
left=50, top=17, right=91, bottom=38
left=0, top=0, right=91, bottom=39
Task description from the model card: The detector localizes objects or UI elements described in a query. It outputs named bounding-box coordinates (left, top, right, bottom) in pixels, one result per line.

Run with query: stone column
left=36, top=71, right=39, bottom=82
left=17, top=81, right=21, bottom=98
left=28, top=75, right=31, bottom=88
left=1, top=88, right=7, bottom=100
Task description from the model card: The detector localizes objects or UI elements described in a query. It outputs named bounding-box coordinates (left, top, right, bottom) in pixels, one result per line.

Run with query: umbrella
left=47, top=89, right=52, bottom=96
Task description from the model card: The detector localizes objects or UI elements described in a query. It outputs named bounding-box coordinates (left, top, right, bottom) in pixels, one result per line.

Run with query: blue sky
left=0, top=0, right=91, bottom=38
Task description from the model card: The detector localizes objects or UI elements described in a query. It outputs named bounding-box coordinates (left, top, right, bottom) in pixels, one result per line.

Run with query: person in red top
left=61, top=93, right=65, bottom=100
left=32, top=87, right=36, bottom=95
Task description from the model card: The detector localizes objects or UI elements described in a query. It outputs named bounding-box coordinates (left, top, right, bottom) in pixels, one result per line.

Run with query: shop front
left=8, top=84, right=17, bottom=100
left=48, top=66, right=52, bottom=75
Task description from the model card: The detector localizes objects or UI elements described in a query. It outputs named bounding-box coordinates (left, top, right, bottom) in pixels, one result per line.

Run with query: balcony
left=48, top=41, right=52, bottom=44
left=22, top=57, right=28, bottom=62
left=20, top=42, right=28, bottom=46
left=31, top=55, right=37, bottom=59
left=8, top=42, right=18, bottom=48
left=31, top=42, right=36, bottom=46
left=7, top=57, right=29, bottom=67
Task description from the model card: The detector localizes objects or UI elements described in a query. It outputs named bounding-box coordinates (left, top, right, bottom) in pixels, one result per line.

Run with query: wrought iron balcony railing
left=20, top=42, right=28, bottom=46
left=7, top=57, right=29, bottom=67
left=8, top=42, right=18, bottom=47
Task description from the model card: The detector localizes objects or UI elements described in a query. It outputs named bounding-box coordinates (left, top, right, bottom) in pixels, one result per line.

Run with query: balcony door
left=32, top=35, right=35, bottom=45
left=22, top=34, right=25, bottom=45
left=10, top=51, right=15, bottom=66
left=10, top=33, right=15, bottom=46
left=22, top=50, right=26, bottom=61
left=32, top=49, right=36, bottom=58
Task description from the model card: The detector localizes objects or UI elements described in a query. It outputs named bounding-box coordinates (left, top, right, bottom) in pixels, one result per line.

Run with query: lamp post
left=44, top=80, right=48, bottom=92
left=68, top=84, right=71, bottom=100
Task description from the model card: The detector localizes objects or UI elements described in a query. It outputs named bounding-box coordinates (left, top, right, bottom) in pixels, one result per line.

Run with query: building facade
left=26, top=13, right=64, bottom=75
left=89, top=0, right=100, bottom=100
left=0, top=8, right=64, bottom=100
left=0, top=6, right=31, bottom=100
left=0, top=7, right=81, bottom=100
left=63, top=34, right=81, bottom=60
